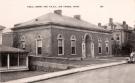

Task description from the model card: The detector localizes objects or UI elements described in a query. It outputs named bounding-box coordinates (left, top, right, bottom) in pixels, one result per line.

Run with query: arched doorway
left=85, top=35, right=91, bottom=57
left=82, top=34, right=93, bottom=58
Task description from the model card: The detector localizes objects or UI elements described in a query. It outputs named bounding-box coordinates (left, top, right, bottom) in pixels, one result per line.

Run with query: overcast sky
left=0, top=0, right=135, bottom=30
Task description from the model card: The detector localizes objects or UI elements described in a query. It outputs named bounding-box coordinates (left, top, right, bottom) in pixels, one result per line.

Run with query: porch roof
left=0, top=45, right=28, bottom=53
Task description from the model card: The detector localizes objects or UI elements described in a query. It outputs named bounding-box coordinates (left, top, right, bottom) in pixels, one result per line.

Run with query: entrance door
left=85, top=34, right=91, bottom=57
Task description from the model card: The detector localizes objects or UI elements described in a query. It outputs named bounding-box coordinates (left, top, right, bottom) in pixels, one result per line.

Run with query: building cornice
left=12, top=22, right=111, bottom=34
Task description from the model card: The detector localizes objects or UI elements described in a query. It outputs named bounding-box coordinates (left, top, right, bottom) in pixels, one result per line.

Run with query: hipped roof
left=105, top=22, right=133, bottom=30
left=0, top=45, right=27, bottom=53
left=12, top=12, right=111, bottom=33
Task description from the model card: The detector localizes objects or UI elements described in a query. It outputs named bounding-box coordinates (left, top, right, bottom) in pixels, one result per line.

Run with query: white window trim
left=105, top=43, right=109, bottom=54
left=21, top=41, right=26, bottom=49
left=106, top=45, right=109, bottom=54
left=58, top=39, right=64, bottom=56
left=20, top=36, right=26, bottom=49
left=98, top=43, right=102, bottom=54
left=36, top=35, right=43, bottom=56
left=98, top=38, right=102, bottom=54
left=71, top=35, right=77, bottom=55
left=57, top=34, right=64, bottom=56
left=98, top=38, right=102, bottom=42
left=105, top=38, right=109, bottom=54
left=71, top=40, right=76, bottom=55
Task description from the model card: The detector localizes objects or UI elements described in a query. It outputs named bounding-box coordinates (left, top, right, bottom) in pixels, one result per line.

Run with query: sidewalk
left=4, top=57, right=128, bottom=83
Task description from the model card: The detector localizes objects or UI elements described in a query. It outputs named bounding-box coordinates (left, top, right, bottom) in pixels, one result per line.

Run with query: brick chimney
left=109, top=18, right=114, bottom=30
left=98, top=23, right=102, bottom=27
left=109, top=18, right=113, bottom=24
left=122, top=21, right=128, bottom=29
left=54, top=10, right=62, bottom=15
left=74, top=15, right=81, bottom=20
left=123, top=21, right=126, bottom=25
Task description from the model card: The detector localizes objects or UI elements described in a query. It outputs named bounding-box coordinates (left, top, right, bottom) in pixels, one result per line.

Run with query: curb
left=5, top=60, right=127, bottom=83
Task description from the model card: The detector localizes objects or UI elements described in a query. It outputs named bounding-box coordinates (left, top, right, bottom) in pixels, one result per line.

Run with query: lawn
left=0, top=71, right=47, bottom=82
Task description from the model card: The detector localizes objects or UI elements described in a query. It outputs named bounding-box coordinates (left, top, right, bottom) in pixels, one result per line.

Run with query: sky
left=0, top=0, right=135, bottom=31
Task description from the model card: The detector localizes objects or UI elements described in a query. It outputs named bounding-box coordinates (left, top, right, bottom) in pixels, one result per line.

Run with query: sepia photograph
left=0, top=0, right=135, bottom=83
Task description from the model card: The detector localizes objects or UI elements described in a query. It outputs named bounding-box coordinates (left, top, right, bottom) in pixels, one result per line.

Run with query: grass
left=0, top=70, right=47, bottom=82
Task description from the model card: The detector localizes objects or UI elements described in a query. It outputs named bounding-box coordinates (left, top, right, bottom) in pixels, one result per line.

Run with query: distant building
left=99, top=18, right=134, bottom=56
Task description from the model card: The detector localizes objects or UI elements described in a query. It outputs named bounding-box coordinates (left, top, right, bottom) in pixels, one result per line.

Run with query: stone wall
left=29, top=56, right=73, bottom=71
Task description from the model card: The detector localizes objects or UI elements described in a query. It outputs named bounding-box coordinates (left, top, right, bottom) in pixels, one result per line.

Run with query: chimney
left=109, top=18, right=113, bottom=24
left=109, top=18, right=114, bottom=30
left=74, top=15, right=81, bottom=20
left=98, top=23, right=102, bottom=27
left=54, top=10, right=62, bottom=15
left=122, top=21, right=128, bottom=29
left=123, top=21, right=126, bottom=25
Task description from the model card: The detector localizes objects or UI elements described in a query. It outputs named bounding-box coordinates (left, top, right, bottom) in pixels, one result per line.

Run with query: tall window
left=20, top=36, right=26, bottom=50
left=116, top=34, right=120, bottom=40
left=57, top=34, right=64, bottom=55
left=98, top=43, right=102, bottom=54
left=105, top=38, right=109, bottom=54
left=36, top=35, right=42, bottom=55
left=98, top=38, right=102, bottom=54
left=71, top=35, right=76, bottom=55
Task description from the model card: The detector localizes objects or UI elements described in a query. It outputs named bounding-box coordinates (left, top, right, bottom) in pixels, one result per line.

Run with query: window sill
left=71, top=54, right=76, bottom=55
left=58, top=54, right=64, bottom=56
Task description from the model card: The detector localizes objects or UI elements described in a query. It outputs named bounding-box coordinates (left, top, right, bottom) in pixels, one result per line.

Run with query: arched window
left=98, top=38, right=102, bottom=54
left=36, top=35, right=42, bottom=55
left=116, top=34, right=120, bottom=40
left=57, top=34, right=64, bottom=55
left=70, top=35, right=76, bottom=55
left=105, top=38, right=109, bottom=54
left=20, top=36, right=26, bottom=50
left=98, top=43, right=102, bottom=54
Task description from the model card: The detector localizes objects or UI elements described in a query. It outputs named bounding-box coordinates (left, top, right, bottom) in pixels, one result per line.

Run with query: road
left=35, top=64, right=135, bottom=83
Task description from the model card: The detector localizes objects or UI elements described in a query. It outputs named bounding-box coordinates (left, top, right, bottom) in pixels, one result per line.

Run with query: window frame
left=57, top=34, right=64, bottom=56
left=98, top=38, right=102, bottom=54
left=20, top=36, right=26, bottom=50
left=70, top=35, right=76, bottom=55
left=36, top=35, right=43, bottom=55
left=105, top=38, right=109, bottom=54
